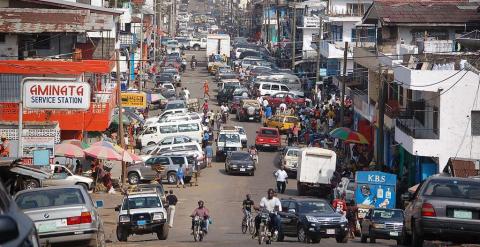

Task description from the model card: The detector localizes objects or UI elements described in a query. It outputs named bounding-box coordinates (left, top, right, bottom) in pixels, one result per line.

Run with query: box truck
left=206, top=34, right=230, bottom=72
left=296, top=147, right=336, bottom=197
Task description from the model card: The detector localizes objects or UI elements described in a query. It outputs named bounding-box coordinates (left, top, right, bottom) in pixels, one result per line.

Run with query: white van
left=254, top=81, right=304, bottom=97
left=141, top=142, right=203, bottom=161
left=159, top=112, right=203, bottom=123
left=256, top=73, right=302, bottom=91
left=144, top=109, right=189, bottom=126
left=138, top=121, right=203, bottom=147
left=297, top=147, right=336, bottom=196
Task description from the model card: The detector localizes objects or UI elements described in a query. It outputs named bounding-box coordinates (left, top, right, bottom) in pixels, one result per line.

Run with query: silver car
left=14, top=185, right=105, bottom=246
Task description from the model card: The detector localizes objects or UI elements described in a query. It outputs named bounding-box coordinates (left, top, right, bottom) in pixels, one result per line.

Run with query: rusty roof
left=363, top=1, right=480, bottom=26
left=448, top=158, right=478, bottom=178
left=19, top=0, right=123, bottom=15
left=0, top=8, right=115, bottom=33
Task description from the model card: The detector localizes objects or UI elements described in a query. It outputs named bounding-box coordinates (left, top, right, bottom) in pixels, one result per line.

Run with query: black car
left=0, top=182, right=40, bottom=247
left=155, top=73, right=174, bottom=86
left=278, top=198, right=349, bottom=243
left=360, top=208, right=404, bottom=245
left=217, top=88, right=235, bottom=105
left=224, top=151, right=255, bottom=176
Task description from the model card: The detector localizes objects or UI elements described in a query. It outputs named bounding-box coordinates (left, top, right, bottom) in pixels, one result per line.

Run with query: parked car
left=127, top=161, right=158, bottom=184
left=255, top=127, right=281, bottom=151
left=264, top=114, right=300, bottom=133
left=140, top=136, right=194, bottom=154
left=115, top=191, right=168, bottom=241
left=225, top=151, right=255, bottom=176
left=216, top=130, right=243, bottom=161
left=155, top=73, right=174, bottom=85
left=266, top=92, right=306, bottom=108
left=15, top=185, right=105, bottom=246
left=43, top=164, right=94, bottom=190
left=220, top=125, right=248, bottom=148
left=254, top=81, right=304, bottom=97
left=144, top=155, right=196, bottom=184
left=0, top=181, right=40, bottom=247
left=279, top=146, right=300, bottom=175
left=403, top=176, right=480, bottom=246
left=360, top=208, right=404, bottom=245
left=236, top=99, right=261, bottom=122
left=217, top=87, right=236, bottom=105
left=278, top=198, right=349, bottom=243
left=164, top=100, right=187, bottom=110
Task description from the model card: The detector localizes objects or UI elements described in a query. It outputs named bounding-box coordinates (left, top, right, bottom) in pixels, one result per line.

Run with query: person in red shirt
left=332, top=193, right=347, bottom=216
left=191, top=200, right=210, bottom=233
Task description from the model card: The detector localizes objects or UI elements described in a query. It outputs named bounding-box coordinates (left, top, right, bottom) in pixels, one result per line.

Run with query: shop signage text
left=23, top=81, right=91, bottom=110
left=121, top=92, right=147, bottom=108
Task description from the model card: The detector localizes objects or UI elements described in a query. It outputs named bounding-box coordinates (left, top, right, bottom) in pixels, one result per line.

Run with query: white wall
left=302, top=29, right=316, bottom=52
left=0, top=34, right=18, bottom=60
left=328, top=0, right=372, bottom=14
left=394, top=67, right=480, bottom=171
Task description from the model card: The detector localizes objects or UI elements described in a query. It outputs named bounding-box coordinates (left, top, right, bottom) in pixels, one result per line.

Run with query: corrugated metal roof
left=0, top=8, right=114, bottom=33
left=20, top=0, right=123, bottom=15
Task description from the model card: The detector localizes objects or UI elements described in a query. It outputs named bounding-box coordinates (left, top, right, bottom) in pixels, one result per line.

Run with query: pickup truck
left=187, top=37, right=207, bottom=51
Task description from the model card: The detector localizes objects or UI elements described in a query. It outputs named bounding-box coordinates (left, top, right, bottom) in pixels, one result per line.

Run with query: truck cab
left=215, top=131, right=242, bottom=162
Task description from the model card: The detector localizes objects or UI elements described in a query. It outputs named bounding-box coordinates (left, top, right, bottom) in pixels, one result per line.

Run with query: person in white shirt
left=254, top=189, right=282, bottom=237
left=279, top=102, right=287, bottom=114
left=274, top=166, right=288, bottom=194
left=184, top=88, right=191, bottom=101
left=262, top=99, right=269, bottom=108
left=257, top=96, right=263, bottom=106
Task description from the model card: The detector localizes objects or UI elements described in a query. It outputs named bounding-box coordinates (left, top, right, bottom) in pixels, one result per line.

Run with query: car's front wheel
left=167, top=172, right=178, bottom=184
left=297, top=225, right=309, bottom=243
left=411, top=223, right=424, bottom=247
left=157, top=224, right=169, bottom=240
left=335, top=233, right=348, bottom=243
left=116, top=226, right=128, bottom=242
left=128, top=172, right=140, bottom=185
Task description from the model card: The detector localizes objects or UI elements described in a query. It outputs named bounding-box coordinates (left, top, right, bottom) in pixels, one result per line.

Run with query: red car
left=266, top=92, right=305, bottom=108
left=255, top=127, right=281, bottom=151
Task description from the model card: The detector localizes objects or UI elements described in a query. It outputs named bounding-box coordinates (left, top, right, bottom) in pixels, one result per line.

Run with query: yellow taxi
left=264, top=114, right=300, bottom=133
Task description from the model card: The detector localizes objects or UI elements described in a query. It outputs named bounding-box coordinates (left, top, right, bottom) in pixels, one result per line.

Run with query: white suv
left=254, top=81, right=304, bottom=97
left=115, top=191, right=169, bottom=242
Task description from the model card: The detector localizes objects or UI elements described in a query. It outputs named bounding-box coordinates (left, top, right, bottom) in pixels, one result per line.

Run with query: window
left=399, top=86, right=404, bottom=106
left=280, top=85, right=289, bottom=92
left=152, top=157, right=170, bottom=165
left=0, top=34, right=5, bottom=43
left=33, top=35, right=51, bottom=50
left=331, top=25, right=343, bottom=42
left=160, top=137, right=173, bottom=145
left=170, top=157, right=186, bottom=165
left=472, top=111, right=480, bottom=136
left=178, top=123, right=199, bottom=132
left=271, top=84, right=280, bottom=91
left=261, top=84, right=270, bottom=90
left=144, top=127, right=157, bottom=135
left=159, top=125, right=177, bottom=134
left=16, top=188, right=85, bottom=209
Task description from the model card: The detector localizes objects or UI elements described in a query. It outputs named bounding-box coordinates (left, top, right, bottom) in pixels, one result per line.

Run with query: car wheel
left=194, top=45, right=200, bottom=51
left=297, top=183, right=305, bottom=196
left=147, top=141, right=156, bottom=146
left=297, top=226, right=309, bottom=243
left=157, top=224, right=169, bottom=240
left=411, top=223, right=424, bottom=247
left=167, top=172, right=178, bottom=184
left=277, top=231, right=284, bottom=242
left=24, top=179, right=40, bottom=189
left=311, top=236, right=320, bottom=243
left=335, top=234, right=348, bottom=243
left=76, top=183, right=89, bottom=192
left=369, top=228, right=376, bottom=243
left=116, top=226, right=128, bottom=242
left=128, top=172, right=140, bottom=185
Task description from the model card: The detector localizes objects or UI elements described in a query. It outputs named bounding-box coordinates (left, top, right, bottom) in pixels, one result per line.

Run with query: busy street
left=2, top=0, right=480, bottom=247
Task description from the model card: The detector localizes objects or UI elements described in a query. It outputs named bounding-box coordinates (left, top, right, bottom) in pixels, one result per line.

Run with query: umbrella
left=61, top=139, right=90, bottom=149
left=329, top=127, right=369, bottom=144
left=408, top=184, right=420, bottom=193
left=92, top=141, right=142, bottom=163
left=54, top=143, right=85, bottom=158
left=111, top=113, right=131, bottom=125
left=84, top=145, right=122, bottom=161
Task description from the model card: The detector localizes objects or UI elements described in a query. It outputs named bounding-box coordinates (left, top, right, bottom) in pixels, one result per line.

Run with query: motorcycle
left=193, top=216, right=206, bottom=242
left=250, top=153, right=258, bottom=165
left=258, top=210, right=277, bottom=245
left=191, top=61, right=197, bottom=70
left=222, top=111, right=229, bottom=124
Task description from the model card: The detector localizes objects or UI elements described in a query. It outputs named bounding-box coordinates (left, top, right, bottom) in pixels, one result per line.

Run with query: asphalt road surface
left=92, top=50, right=405, bottom=247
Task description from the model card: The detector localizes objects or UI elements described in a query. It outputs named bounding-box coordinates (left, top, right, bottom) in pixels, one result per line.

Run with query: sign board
left=22, top=136, right=55, bottom=158
left=355, top=171, right=397, bottom=210
left=33, top=149, right=51, bottom=166
left=23, top=80, right=91, bottom=110
left=121, top=92, right=147, bottom=108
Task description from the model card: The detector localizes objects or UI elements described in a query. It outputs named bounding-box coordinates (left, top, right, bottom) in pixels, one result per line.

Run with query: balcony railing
left=396, top=109, right=439, bottom=139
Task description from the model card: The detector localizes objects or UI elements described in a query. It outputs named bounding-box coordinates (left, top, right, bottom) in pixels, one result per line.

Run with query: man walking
left=205, top=143, right=213, bottom=168
left=274, top=166, right=288, bottom=194
left=166, top=190, right=178, bottom=228
left=203, top=80, right=210, bottom=99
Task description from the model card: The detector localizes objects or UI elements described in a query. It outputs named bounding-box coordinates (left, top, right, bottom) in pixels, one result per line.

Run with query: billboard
left=121, top=92, right=147, bottom=108
left=23, top=80, right=91, bottom=110
left=21, top=136, right=55, bottom=158
left=355, top=171, right=397, bottom=209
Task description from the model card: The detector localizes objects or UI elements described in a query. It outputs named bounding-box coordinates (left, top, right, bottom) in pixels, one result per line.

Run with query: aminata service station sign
left=23, top=80, right=91, bottom=110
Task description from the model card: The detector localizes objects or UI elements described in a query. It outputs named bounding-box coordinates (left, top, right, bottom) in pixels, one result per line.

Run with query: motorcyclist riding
left=242, top=194, right=254, bottom=221
left=191, top=200, right=210, bottom=234
left=191, top=55, right=197, bottom=69
left=254, top=188, right=282, bottom=237
left=248, top=145, right=258, bottom=163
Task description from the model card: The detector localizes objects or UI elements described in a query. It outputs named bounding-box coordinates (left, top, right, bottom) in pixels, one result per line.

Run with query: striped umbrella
left=84, top=145, right=122, bottom=161
left=54, top=143, right=85, bottom=158
left=329, top=127, right=369, bottom=144
left=92, top=141, right=142, bottom=163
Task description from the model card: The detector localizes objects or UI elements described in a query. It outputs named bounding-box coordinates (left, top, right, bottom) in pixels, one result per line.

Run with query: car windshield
left=422, top=179, right=480, bottom=200
left=298, top=201, right=334, bottom=214
left=230, top=152, right=252, bottom=161
left=122, top=196, right=162, bottom=209
left=16, top=188, right=85, bottom=209
left=372, top=210, right=404, bottom=220
left=222, top=74, right=237, bottom=79
left=260, top=129, right=277, bottom=136
left=157, top=75, right=172, bottom=81
left=218, top=133, right=240, bottom=143
left=286, top=149, right=299, bottom=157
left=165, top=102, right=185, bottom=110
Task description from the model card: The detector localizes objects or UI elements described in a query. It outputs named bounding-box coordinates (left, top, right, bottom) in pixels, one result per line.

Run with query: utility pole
left=315, top=14, right=322, bottom=84
left=291, top=0, right=296, bottom=70
left=153, top=0, right=157, bottom=62
left=139, top=11, right=144, bottom=90
left=377, top=67, right=387, bottom=170
left=340, top=41, right=348, bottom=126
left=267, top=0, right=271, bottom=45
left=116, top=50, right=126, bottom=185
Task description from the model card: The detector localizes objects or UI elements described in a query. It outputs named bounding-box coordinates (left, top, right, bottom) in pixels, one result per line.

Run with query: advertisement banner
left=121, top=92, right=147, bottom=108
left=22, top=136, right=55, bottom=158
left=23, top=80, right=91, bottom=110
left=355, top=171, right=397, bottom=209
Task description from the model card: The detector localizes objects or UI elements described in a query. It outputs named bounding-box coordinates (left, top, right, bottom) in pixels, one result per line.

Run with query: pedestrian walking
left=274, top=166, right=288, bottom=194
left=203, top=80, right=210, bottom=99
left=166, top=190, right=178, bottom=228
left=176, top=164, right=185, bottom=188
left=205, top=143, right=213, bottom=168
left=191, top=154, right=199, bottom=187
left=292, top=125, right=299, bottom=144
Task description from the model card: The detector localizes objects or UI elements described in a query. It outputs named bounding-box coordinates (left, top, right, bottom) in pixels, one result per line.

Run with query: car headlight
left=340, top=215, right=348, bottom=223
left=119, top=215, right=130, bottom=223
left=153, top=212, right=164, bottom=220
left=218, top=147, right=224, bottom=151
left=231, top=164, right=237, bottom=168
left=373, top=223, right=385, bottom=229
left=306, top=216, right=320, bottom=223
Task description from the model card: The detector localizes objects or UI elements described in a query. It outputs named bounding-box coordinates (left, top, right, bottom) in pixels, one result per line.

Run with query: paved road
left=92, top=50, right=404, bottom=247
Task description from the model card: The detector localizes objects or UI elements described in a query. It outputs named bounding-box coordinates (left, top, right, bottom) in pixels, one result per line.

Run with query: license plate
left=326, top=229, right=335, bottom=235
left=137, top=220, right=147, bottom=226
left=35, top=219, right=67, bottom=233
left=454, top=210, right=472, bottom=219
left=390, top=231, right=399, bottom=236
left=264, top=144, right=270, bottom=147
left=240, top=168, right=246, bottom=172
left=249, top=117, right=254, bottom=120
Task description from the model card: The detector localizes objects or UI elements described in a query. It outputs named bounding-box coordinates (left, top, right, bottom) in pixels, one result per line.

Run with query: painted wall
left=328, top=0, right=372, bottom=15
left=394, top=66, right=480, bottom=171
left=0, top=34, right=18, bottom=60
